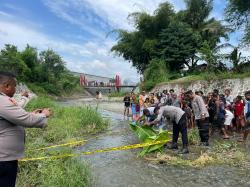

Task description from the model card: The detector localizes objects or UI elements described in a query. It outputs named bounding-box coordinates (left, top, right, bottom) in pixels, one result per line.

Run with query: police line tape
left=26, top=131, right=129, bottom=152
left=19, top=140, right=169, bottom=162
left=26, top=140, right=87, bottom=152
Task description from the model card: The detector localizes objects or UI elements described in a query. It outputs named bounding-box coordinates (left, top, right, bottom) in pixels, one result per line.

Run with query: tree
left=176, top=0, right=229, bottom=69
left=198, top=42, right=234, bottom=72
left=184, top=0, right=213, bottom=30
left=39, top=49, right=66, bottom=81
left=184, top=0, right=229, bottom=49
left=158, top=22, right=201, bottom=71
left=0, top=44, right=28, bottom=79
left=111, top=31, right=151, bottom=73
left=143, top=59, right=169, bottom=91
left=21, top=45, right=40, bottom=81
left=112, top=2, right=175, bottom=73
left=229, top=48, right=241, bottom=72
left=201, top=18, right=230, bottom=49
left=180, top=0, right=230, bottom=70
left=225, top=0, right=250, bottom=43
left=199, top=41, right=218, bottom=71
left=223, top=47, right=249, bottom=72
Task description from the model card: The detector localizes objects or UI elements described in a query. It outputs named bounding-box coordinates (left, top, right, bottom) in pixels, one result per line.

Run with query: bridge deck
left=84, top=85, right=136, bottom=88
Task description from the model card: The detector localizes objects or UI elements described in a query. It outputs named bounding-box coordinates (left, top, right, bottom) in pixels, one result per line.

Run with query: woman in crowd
left=131, top=92, right=139, bottom=121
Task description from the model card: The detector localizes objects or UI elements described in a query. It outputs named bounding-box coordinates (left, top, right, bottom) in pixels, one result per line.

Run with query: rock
left=148, top=163, right=160, bottom=169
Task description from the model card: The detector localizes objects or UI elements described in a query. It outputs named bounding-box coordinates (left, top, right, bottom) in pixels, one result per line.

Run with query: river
left=59, top=99, right=250, bottom=187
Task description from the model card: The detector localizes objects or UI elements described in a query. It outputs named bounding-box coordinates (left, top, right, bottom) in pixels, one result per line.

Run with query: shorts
left=131, top=104, right=137, bottom=115
left=224, top=113, right=234, bottom=126
left=213, top=117, right=225, bottom=129
left=235, top=115, right=244, bottom=120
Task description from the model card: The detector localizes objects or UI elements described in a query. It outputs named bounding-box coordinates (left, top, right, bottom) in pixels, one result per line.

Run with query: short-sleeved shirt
left=191, top=95, right=209, bottom=120
left=147, top=107, right=155, bottom=116
left=155, top=106, right=185, bottom=124
left=123, top=96, right=130, bottom=107
left=234, top=101, right=244, bottom=117
left=225, top=95, right=234, bottom=104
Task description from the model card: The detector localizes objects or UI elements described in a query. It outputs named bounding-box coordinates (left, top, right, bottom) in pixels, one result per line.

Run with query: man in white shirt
left=224, top=89, right=234, bottom=105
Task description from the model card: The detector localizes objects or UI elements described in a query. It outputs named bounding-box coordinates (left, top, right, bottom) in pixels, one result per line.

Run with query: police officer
left=185, top=90, right=210, bottom=146
left=0, top=72, right=51, bottom=187
left=145, top=106, right=189, bottom=154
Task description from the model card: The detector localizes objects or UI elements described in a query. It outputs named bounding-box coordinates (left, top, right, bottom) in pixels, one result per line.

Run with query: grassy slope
left=108, top=92, right=128, bottom=98
left=16, top=97, right=109, bottom=187
left=156, top=71, right=250, bottom=86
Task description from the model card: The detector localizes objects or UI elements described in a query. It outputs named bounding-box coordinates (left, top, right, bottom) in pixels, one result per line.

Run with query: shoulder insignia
left=9, top=98, right=18, bottom=106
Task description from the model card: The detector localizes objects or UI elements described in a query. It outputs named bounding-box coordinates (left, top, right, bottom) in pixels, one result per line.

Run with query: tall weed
left=16, top=97, right=109, bottom=187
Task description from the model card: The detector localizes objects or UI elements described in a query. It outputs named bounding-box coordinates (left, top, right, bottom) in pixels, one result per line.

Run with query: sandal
left=237, top=138, right=245, bottom=142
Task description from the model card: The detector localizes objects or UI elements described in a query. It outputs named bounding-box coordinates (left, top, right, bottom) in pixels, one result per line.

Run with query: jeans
left=0, top=160, right=18, bottom=187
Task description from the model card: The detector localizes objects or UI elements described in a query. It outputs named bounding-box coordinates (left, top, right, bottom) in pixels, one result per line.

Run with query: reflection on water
left=60, top=99, right=250, bottom=187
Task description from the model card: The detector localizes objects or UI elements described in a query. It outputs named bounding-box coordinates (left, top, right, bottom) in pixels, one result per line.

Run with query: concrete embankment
left=152, top=77, right=250, bottom=96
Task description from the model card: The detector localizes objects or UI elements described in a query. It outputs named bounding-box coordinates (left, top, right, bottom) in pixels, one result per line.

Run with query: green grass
left=188, top=128, right=200, bottom=145
left=108, top=92, right=128, bottom=97
left=157, top=71, right=250, bottom=86
left=27, top=83, right=86, bottom=97
left=16, top=97, right=109, bottom=187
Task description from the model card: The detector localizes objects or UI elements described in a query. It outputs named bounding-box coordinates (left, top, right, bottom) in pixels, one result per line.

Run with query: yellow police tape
left=26, top=140, right=87, bottom=152
left=20, top=140, right=169, bottom=162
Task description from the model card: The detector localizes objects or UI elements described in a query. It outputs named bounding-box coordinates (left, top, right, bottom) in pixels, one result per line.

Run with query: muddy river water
left=60, top=99, right=250, bottom=187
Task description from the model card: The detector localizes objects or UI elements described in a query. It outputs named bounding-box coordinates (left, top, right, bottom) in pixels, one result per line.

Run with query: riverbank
left=68, top=101, right=250, bottom=187
left=16, top=97, right=109, bottom=187
left=145, top=129, right=250, bottom=171
left=16, top=97, right=250, bottom=186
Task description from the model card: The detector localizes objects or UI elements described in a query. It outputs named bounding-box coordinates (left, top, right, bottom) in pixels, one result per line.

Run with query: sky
left=0, top=0, right=246, bottom=83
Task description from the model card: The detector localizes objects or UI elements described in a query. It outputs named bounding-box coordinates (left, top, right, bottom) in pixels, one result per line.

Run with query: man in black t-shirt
left=123, top=93, right=131, bottom=117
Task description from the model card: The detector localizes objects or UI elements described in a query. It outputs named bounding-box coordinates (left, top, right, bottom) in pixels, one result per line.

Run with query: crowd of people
left=124, top=88, right=250, bottom=154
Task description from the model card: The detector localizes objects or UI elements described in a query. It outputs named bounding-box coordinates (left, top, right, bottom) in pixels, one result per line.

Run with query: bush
left=143, top=59, right=170, bottom=91
left=27, top=83, right=47, bottom=96
left=188, top=128, right=199, bottom=145
left=143, top=80, right=156, bottom=91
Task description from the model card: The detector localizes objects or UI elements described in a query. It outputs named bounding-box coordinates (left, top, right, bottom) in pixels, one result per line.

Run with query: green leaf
left=129, top=123, right=171, bottom=156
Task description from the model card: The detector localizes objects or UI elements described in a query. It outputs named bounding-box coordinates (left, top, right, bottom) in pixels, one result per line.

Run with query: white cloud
left=43, top=0, right=108, bottom=38
left=84, top=0, right=185, bottom=29
left=0, top=17, right=140, bottom=81
left=0, top=11, right=12, bottom=17
left=43, top=0, right=185, bottom=32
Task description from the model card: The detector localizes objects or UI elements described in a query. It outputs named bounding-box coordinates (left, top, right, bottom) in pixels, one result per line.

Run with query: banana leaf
left=129, top=122, right=172, bottom=156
